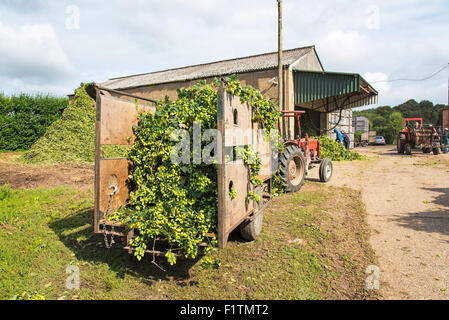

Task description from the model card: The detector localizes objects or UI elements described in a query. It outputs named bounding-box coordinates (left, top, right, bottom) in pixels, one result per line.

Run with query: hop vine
left=109, top=76, right=281, bottom=265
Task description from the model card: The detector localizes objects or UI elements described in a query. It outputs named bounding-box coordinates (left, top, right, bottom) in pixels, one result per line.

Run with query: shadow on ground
left=305, top=178, right=320, bottom=183
left=392, top=187, right=449, bottom=242
left=48, top=208, right=217, bottom=283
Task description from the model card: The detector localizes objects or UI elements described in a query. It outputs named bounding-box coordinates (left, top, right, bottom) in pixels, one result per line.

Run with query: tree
left=0, top=93, right=68, bottom=151
left=387, top=111, right=404, bottom=144
left=373, top=116, right=387, bottom=128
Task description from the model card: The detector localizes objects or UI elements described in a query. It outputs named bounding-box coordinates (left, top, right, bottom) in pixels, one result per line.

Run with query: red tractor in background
left=397, top=117, right=441, bottom=155
left=278, top=110, right=333, bottom=193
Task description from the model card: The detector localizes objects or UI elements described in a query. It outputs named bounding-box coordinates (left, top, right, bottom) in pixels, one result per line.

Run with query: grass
left=0, top=150, right=27, bottom=153
left=0, top=183, right=378, bottom=300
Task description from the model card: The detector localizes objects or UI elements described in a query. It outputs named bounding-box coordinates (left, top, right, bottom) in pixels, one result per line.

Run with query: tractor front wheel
left=279, top=145, right=306, bottom=193
left=397, top=140, right=405, bottom=154
left=319, top=158, right=333, bottom=183
left=404, top=143, right=412, bottom=155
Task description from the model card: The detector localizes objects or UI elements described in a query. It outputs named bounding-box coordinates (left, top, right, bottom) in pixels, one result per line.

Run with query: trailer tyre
left=319, top=158, right=333, bottom=183
left=240, top=212, right=263, bottom=241
left=279, top=145, right=306, bottom=193
left=423, top=148, right=431, bottom=154
left=433, top=147, right=441, bottom=155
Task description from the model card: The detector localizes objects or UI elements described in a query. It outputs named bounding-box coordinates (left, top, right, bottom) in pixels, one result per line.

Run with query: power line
left=371, top=63, right=449, bottom=84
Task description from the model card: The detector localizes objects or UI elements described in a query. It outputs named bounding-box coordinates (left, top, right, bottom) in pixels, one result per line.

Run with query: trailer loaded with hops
left=88, top=79, right=333, bottom=265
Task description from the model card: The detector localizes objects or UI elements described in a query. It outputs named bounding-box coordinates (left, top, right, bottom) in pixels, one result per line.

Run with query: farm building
left=93, top=45, right=378, bottom=147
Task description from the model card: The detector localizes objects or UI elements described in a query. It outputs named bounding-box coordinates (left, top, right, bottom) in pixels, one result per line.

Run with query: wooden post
left=217, top=86, right=227, bottom=249
left=94, top=89, right=102, bottom=234
left=278, top=0, right=285, bottom=137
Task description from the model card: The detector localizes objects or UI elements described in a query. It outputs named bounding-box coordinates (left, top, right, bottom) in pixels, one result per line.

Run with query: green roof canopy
left=293, top=69, right=378, bottom=113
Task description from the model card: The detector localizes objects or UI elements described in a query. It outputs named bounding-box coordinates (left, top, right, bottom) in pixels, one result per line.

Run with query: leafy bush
left=0, top=93, right=68, bottom=151
left=110, top=77, right=280, bottom=265
left=20, top=84, right=96, bottom=164
left=314, top=135, right=365, bottom=161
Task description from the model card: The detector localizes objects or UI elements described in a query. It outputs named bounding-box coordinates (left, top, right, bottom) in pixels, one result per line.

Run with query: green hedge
left=0, top=93, right=68, bottom=151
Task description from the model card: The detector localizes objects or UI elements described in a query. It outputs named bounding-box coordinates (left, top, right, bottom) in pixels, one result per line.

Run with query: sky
left=0, top=0, right=448, bottom=109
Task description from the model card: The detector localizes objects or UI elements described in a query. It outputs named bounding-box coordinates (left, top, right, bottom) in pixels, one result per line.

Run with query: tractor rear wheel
left=279, top=145, right=306, bottom=193
left=319, top=158, right=333, bottom=183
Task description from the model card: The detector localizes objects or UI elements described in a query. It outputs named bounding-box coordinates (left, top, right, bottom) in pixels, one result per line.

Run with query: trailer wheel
left=423, top=148, right=431, bottom=154
left=279, top=145, right=306, bottom=193
left=404, top=143, right=412, bottom=155
left=319, top=158, right=333, bottom=183
left=433, top=147, right=441, bottom=155
left=240, top=212, right=263, bottom=241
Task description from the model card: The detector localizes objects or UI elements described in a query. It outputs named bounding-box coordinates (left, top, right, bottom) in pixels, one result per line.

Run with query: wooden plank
left=99, top=94, right=155, bottom=145
left=225, top=162, right=254, bottom=231
left=217, top=88, right=260, bottom=249
left=95, top=90, right=154, bottom=235
left=97, top=158, right=130, bottom=229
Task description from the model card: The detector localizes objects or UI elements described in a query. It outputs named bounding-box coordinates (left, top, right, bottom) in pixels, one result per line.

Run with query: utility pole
left=278, top=0, right=285, bottom=135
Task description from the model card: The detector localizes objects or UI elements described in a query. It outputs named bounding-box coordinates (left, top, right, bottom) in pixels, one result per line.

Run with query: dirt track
left=0, top=153, right=94, bottom=190
left=314, top=145, right=449, bottom=299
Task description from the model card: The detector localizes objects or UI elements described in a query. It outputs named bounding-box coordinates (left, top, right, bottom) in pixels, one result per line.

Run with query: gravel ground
left=309, top=145, right=449, bottom=299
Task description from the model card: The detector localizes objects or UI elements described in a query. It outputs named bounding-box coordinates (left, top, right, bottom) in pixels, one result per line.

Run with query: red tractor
left=278, top=110, right=333, bottom=193
left=397, top=118, right=441, bottom=155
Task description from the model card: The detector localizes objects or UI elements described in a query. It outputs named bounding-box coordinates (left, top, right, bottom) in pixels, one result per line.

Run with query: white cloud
left=316, top=30, right=370, bottom=66
left=0, top=21, right=76, bottom=86
left=363, top=72, right=391, bottom=94
left=0, top=0, right=447, bottom=106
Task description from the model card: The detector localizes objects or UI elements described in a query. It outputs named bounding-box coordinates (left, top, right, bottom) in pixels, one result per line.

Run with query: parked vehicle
left=375, top=136, right=386, bottom=145
left=355, top=131, right=377, bottom=147
left=355, top=132, right=368, bottom=147
left=368, top=131, right=377, bottom=145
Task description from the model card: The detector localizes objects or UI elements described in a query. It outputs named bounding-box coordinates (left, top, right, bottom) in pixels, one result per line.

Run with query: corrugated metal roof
left=294, top=70, right=378, bottom=112
left=101, top=46, right=315, bottom=90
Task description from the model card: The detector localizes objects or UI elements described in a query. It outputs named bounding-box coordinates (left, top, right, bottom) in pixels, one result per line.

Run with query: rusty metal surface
left=414, top=128, right=440, bottom=148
